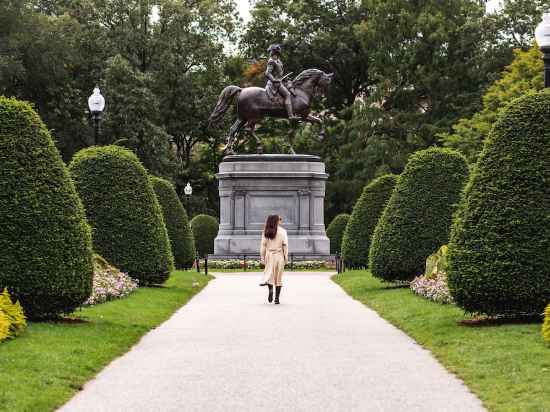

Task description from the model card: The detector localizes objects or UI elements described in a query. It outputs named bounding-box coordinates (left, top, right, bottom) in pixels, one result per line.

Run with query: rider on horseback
left=265, top=44, right=301, bottom=120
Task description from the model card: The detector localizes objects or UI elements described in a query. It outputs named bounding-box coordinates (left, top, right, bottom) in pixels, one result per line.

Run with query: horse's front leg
left=305, top=114, right=325, bottom=141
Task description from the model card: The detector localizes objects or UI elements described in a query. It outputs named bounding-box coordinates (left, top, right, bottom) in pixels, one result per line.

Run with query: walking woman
left=260, top=215, right=288, bottom=304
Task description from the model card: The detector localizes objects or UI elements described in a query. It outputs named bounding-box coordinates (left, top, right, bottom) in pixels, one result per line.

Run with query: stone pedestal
left=212, top=154, right=330, bottom=258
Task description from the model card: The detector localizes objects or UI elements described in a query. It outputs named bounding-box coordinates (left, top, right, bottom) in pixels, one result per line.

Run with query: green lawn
left=0, top=271, right=212, bottom=412
left=333, top=270, right=550, bottom=412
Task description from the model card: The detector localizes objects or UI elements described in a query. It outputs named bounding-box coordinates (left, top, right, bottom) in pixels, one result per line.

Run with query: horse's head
left=292, top=69, right=334, bottom=97
left=316, top=72, right=334, bottom=97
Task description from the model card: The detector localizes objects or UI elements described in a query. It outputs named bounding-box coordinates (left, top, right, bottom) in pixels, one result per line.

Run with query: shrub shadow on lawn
left=381, top=282, right=410, bottom=289
left=458, top=314, right=543, bottom=327
left=42, top=317, right=91, bottom=324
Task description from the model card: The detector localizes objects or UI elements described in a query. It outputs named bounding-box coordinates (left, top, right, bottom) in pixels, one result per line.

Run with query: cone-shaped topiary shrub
left=448, top=91, right=550, bottom=316
left=0, top=97, right=94, bottom=319
left=69, top=146, right=174, bottom=285
left=369, top=148, right=468, bottom=282
left=151, top=176, right=196, bottom=269
left=327, top=214, right=350, bottom=254
left=190, top=215, right=219, bottom=257
left=341, top=175, right=398, bottom=268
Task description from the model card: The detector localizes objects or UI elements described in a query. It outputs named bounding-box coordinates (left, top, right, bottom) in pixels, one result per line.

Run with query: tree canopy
left=0, top=0, right=544, bottom=221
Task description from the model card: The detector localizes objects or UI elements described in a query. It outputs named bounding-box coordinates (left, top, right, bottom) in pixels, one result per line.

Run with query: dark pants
left=276, top=83, right=294, bottom=116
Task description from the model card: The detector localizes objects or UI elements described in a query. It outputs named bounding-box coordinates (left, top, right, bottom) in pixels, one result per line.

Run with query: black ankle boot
left=268, top=285, right=273, bottom=303
left=274, top=286, right=282, bottom=304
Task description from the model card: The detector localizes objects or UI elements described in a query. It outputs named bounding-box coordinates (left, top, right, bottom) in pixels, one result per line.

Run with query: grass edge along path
left=333, top=270, right=550, bottom=412
left=0, top=271, right=212, bottom=412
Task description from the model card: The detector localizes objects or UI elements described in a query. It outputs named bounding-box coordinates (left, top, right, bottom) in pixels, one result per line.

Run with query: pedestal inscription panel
left=247, top=193, right=298, bottom=228
left=212, top=154, right=330, bottom=258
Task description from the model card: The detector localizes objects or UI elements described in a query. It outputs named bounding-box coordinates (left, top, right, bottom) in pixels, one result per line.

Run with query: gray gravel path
left=60, top=272, right=485, bottom=412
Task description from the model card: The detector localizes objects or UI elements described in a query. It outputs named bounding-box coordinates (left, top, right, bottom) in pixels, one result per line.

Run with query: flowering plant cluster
left=85, top=257, right=139, bottom=306
left=204, top=259, right=330, bottom=270
left=206, top=259, right=262, bottom=269
left=410, top=273, right=454, bottom=304
left=0, top=288, right=26, bottom=342
left=292, top=260, right=330, bottom=270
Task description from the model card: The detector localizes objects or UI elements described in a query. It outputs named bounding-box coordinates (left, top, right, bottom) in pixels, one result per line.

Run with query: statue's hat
left=267, top=44, right=282, bottom=53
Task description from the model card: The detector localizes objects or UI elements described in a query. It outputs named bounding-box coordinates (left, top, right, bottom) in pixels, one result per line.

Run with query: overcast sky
left=236, top=0, right=503, bottom=23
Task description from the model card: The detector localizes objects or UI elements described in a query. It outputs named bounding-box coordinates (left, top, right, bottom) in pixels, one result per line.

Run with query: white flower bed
left=204, top=259, right=330, bottom=270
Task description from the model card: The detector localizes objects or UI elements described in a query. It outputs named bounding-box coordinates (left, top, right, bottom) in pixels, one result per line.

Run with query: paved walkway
left=60, top=272, right=484, bottom=412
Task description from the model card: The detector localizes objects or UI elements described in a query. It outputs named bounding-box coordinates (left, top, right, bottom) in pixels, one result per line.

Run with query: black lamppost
left=88, top=87, right=105, bottom=144
left=536, top=12, right=550, bottom=88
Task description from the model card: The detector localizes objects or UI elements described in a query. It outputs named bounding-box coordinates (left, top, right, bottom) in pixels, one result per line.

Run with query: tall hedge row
left=190, top=215, right=219, bottom=257
left=448, top=91, right=550, bottom=316
left=69, top=146, right=174, bottom=285
left=151, top=176, right=196, bottom=269
left=0, top=97, right=94, bottom=319
left=341, top=174, right=398, bottom=268
left=326, top=213, right=350, bottom=254
left=369, top=148, right=468, bottom=282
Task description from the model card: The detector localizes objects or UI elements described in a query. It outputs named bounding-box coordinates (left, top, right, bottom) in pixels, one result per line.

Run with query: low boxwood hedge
left=190, top=215, right=219, bottom=258
left=327, top=213, right=350, bottom=254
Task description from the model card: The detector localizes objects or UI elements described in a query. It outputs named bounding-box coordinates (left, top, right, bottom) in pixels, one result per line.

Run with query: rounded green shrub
left=341, top=174, right=398, bottom=268
left=0, top=97, right=93, bottom=319
left=190, top=215, right=219, bottom=257
left=369, top=148, right=468, bottom=282
left=69, top=146, right=174, bottom=285
left=448, top=91, right=550, bottom=316
left=326, top=214, right=350, bottom=254
left=151, top=176, right=196, bottom=269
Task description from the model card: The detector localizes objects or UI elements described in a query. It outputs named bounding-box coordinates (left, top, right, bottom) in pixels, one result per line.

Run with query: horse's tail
left=208, top=86, right=242, bottom=126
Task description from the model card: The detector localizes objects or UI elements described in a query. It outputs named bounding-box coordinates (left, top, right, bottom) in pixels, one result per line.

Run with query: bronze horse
left=208, top=69, right=333, bottom=154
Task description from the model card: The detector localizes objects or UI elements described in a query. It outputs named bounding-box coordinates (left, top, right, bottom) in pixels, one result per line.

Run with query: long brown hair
left=263, top=215, right=279, bottom=239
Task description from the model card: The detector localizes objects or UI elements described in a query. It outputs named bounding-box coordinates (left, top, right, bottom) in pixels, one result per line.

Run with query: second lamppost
left=88, top=87, right=105, bottom=145
left=536, top=12, right=550, bottom=88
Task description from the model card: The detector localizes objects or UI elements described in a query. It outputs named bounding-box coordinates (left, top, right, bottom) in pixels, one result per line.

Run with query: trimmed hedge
left=448, top=91, right=550, bottom=316
left=327, top=214, right=350, bottom=254
left=341, top=174, right=398, bottom=268
left=369, top=148, right=468, bottom=282
left=69, top=146, right=174, bottom=285
left=0, top=97, right=94, bottom=319
left=151, top=176, right=196, bottom=269
left=190, top=215, right=219, bottom=257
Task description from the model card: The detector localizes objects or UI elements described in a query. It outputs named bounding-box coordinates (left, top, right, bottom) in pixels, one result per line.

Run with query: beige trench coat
left=260, top=227, right=289, bottom=286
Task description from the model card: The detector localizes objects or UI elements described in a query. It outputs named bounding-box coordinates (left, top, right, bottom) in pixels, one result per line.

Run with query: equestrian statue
left=208, top=43, right=333, bottom=154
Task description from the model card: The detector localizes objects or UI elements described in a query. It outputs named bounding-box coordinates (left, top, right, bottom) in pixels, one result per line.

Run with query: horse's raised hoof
left=256, top=146, right=264, bottom=155
left=289, top=147, right=296, bottom=155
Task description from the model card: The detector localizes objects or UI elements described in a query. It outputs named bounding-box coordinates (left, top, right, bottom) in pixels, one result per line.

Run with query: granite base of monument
left=212, top=154, right=330, bottom=259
